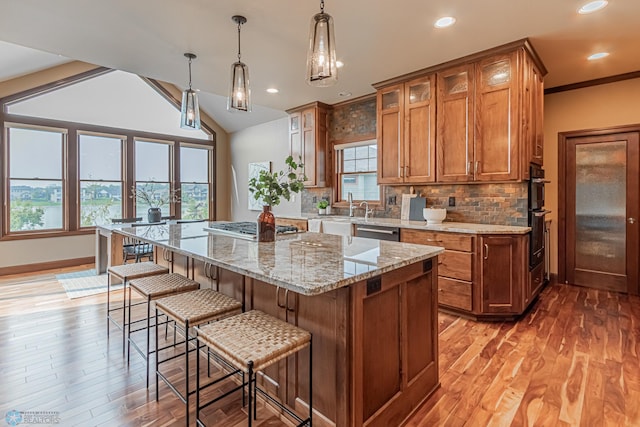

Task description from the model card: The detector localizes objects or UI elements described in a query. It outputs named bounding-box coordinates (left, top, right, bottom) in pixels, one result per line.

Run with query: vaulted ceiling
left=1, top=0, right=639, bottom=132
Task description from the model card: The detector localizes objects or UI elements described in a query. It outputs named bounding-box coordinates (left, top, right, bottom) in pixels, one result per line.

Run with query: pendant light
left=180, top=53, right=201, bottom=130
left=228, top=15, right=251, bottom=112
left=306, top=0, right=337, bottom=87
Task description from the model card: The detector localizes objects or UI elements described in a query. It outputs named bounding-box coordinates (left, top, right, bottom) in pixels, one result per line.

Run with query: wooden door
left=474, top=52, right=519, bottom=181
left=404, top=75, right=436, bottom=183
left=436, top=64, right=474, bottom=182
left=563, top=131, right=639, bottom=294
left=377, top=85, right=404, bottom=184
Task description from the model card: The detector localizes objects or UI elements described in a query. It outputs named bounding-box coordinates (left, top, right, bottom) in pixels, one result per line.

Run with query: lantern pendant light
left=306, top=0, right=337, bottom=87
left=180, top=53, right=201, bottom=130
left=228, top=15, right=251, bottom=112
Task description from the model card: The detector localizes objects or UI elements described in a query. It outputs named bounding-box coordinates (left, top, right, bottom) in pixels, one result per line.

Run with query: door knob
left=629, top=218, right=636, bottom=224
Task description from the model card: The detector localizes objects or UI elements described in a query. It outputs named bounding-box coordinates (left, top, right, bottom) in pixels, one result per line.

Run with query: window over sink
left=334, top=139, right=381, bottom=203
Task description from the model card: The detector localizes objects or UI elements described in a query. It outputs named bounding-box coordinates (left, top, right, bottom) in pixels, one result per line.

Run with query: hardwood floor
left=1, top=265, right=639, bottom=426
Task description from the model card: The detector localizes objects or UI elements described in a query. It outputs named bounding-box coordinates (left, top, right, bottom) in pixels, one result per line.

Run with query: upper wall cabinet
left=373, top=39, right=546, bottom=184
left=377, top=74, right=436, bottom=184
left=287, top=102, right=330, bottom=188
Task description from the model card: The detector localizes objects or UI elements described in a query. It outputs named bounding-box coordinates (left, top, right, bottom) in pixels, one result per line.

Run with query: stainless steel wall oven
left=529, top=164, right=549, bottom=269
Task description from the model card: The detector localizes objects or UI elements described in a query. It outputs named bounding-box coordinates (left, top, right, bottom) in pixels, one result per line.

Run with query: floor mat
left=56, top=269, right=120, bottom=299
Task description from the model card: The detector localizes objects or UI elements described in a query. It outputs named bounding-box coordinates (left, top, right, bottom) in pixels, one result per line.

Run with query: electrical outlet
left=448, top=197, right=455, bottom=207
left=312, top=196, right=317, bottom=203
left=388, top=195, right=397, bottom=205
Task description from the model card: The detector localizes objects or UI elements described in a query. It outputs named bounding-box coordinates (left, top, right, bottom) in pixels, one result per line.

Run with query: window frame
left=0, top=67, right=217, bottom=240
left=77, top=131, right=126, bottom=229
left=4, top=123, right=68, bottom=235
left=333, top=138, right=383, bottom=207
left=179, top=143, right=214, bottom=221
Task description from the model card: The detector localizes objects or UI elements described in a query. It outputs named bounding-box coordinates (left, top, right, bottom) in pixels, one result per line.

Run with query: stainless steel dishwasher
left=353, top=224, right=400, bottom=241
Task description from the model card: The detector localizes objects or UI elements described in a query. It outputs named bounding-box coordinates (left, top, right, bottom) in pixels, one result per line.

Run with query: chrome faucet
left=348, top=192, right=355, bottom=217
left=360, top=201, right=373, bottom=221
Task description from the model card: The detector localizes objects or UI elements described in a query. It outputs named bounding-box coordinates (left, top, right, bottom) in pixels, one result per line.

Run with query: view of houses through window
left=2, top=69, right=214, bottom=236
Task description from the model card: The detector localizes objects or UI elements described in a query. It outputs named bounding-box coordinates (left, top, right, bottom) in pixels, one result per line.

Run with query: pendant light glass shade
left=306, top=0, right=337, bottom=87
left=228, top=15, right=251, bottom=112
left=180, top=53, right=201, bottom=130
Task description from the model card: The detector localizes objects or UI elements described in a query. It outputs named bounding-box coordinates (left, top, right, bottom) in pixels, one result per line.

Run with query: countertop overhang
left=112, top=222, right=444, bottom=296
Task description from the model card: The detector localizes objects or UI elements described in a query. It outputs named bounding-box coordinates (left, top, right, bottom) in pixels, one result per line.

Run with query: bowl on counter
left=423, top=208, right=447, bottom=225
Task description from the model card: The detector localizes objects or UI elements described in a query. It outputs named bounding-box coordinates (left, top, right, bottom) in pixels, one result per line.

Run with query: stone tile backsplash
left=303, top=183, right=529, bottom=227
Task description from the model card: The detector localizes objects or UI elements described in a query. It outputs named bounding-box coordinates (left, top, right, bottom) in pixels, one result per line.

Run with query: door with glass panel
left=564, top=131, right=639, bottom=294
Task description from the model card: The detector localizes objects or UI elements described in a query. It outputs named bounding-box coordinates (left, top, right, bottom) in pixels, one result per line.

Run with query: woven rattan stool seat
left=196, top=310, right=311, bottom=373
left=155, top=289, right=242, bottom=327
left=108, top=261, right=168, bottom=281
left=129, top=273, right=199, bottom=299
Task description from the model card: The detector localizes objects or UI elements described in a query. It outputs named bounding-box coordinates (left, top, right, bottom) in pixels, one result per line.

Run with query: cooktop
left=204, top=221, right=299, bottom=240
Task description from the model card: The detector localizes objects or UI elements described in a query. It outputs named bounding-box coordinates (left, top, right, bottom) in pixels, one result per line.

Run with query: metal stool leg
left=247, top=361, right=254, bottom=427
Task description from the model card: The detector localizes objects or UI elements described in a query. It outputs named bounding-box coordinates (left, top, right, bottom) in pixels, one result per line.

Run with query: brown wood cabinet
left=477, top=234, right=526, bottom=314
left=377, top=75, right=437, bottom=184
left=196, top=261, right=438, bottom=427
left=287, top=102, right=330, bottom=188
left=374, top=39, right=546, bottom=185
left=402, top=228, right=535, bottom=319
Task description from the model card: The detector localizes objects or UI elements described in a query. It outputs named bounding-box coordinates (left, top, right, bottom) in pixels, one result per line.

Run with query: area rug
left=56, top=269, right=120, bottom=299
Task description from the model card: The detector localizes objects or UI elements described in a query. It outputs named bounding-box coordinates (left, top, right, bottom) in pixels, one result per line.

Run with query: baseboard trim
left=0, top=256, right=95, bottom=277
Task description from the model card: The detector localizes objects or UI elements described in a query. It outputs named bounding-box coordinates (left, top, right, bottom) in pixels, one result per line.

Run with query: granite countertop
left=115, top=222, right=444, bottom=296
left=295, top=215, right=531, bottom=235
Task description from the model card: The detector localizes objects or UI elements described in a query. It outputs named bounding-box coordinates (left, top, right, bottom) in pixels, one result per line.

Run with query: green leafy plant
left=248, top=156, right=307, bottom=206
left=317, top=199, right=329, bottom=209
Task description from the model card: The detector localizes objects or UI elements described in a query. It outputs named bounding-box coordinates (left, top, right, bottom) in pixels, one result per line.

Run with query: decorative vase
left=148, top=207, right=162, bottom=223
left=257, top=205, right=276, bottom=242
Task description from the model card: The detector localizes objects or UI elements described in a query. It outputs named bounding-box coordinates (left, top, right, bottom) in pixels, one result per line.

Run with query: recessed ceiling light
left=588, top=52, right=609, bottom=60
left=266, top=88, right=279, bottom=93
left=578, top=1, right=608, bottom=14
left=338, top=91, right=352, bottom=97
left=336, top=61, right=344, bottom=68
left=434, top=16, right=456, bottom=28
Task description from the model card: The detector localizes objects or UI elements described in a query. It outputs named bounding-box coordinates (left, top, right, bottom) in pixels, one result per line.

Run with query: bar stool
left=154, top=289, right=243, bottom=427
left=107, top=262, right=169, bottom=353
left=195, top=310, right=312, bottom=427
left=127, top=273, right=200, bottom=387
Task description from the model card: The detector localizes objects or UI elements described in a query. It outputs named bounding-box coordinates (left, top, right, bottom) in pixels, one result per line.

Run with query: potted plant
left=317, top=199, right=329, bottom=215
left=248, top=156, right=306, bottom=242
left=131, top=184, right=180, bottom=223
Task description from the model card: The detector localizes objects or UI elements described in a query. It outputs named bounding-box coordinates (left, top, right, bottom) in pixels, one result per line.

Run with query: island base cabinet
left=190, top=260, right=439, bottom=427
left=351, top=261, right=439, bottom=427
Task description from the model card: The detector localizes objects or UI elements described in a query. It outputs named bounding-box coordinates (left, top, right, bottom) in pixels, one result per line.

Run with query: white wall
left=0, top=235, right=95, bottom=269
left=230, top=117, right=301, bottom=221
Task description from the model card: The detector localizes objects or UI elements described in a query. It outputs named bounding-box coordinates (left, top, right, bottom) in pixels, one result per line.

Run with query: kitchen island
left=109, top=222, right=444, bottom=427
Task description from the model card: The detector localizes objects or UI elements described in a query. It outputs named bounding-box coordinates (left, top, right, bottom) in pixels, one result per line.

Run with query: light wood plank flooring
left=1, top=265, right=639, bottom=426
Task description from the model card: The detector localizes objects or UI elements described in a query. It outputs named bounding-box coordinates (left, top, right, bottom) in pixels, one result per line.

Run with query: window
left=180, top=145, right=211, bottom=220
left=135, top=139, right=173, bottom=218
left=335, top=140, right=380, bottom=202
left=7, top=125, right=65, bottom=232
left=78, top=133, right=124, bottom=227
left=1, top=68, right=216, bottom=239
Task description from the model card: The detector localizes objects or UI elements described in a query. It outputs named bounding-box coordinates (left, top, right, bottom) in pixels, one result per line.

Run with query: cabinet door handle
left=484, top=243, right=489, bottom=260
left=399, top=166, right=404, bottom=178
left=475, top=161, right=480, bottom=175
left=285, top=289, right=297, bottom=313
left=204, top=262, right=211, bottom=279
left=466, top=162, right=471, bottom=175
left=405, top=166, right=409, bottom=177
left=276, top=287, right=287, bottom=309
left=426, top=238, right=443, bottom=243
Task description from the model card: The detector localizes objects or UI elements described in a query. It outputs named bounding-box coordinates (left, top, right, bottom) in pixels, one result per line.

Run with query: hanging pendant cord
left=237, top=21, right=242, bottom=62
left=320, top=0, right=325, bottom=13
left=188, top=57, right=193, bottom=90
